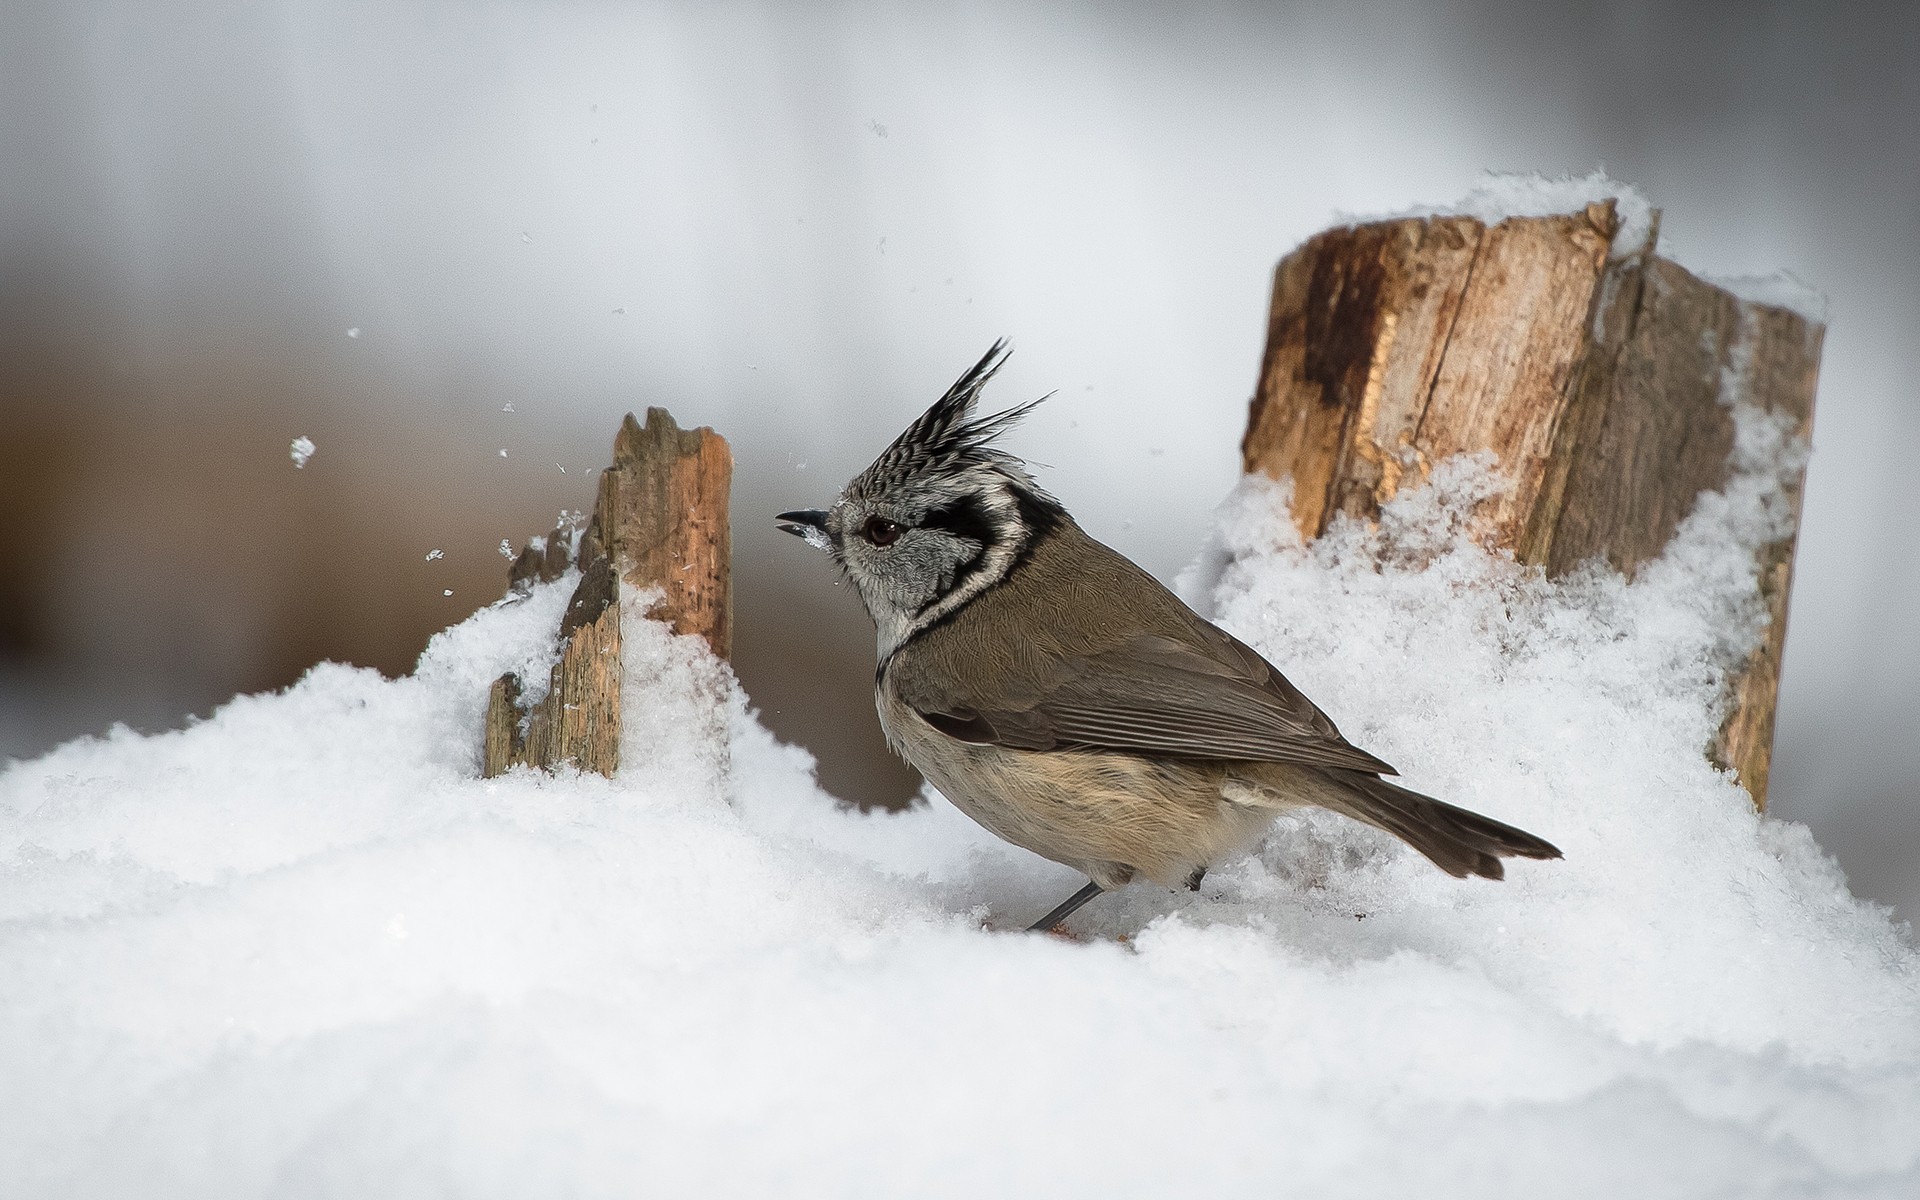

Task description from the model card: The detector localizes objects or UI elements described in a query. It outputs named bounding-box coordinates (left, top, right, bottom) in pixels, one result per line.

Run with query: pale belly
left=876, top=687, right=1281, bottom=890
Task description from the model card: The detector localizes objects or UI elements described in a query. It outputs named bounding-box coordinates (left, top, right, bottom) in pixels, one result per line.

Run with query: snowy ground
left=4, top=356, right=1916, bottom=1195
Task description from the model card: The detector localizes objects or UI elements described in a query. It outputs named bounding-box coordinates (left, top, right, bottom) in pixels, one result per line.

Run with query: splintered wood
left=1243, top=202, right=1821, bottom=808
left=482, top=408, right=732, bottom=779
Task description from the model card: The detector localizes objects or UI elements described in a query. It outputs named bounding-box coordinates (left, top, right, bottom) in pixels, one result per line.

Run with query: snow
left=1361, top=169, right=1659, bottom=259
left=793, top=523, right=832, bottom=553
left=4, top=352, right=1916, bottom=1196
left=288, top=435, right=317, bottom=468
left=1712, top=270, right=1832, bottom=324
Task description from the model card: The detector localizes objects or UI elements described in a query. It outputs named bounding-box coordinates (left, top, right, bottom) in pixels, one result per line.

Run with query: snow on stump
left=482, top=408, right=732, bottom=778
left=1242, top=194, right=1820, bottom=808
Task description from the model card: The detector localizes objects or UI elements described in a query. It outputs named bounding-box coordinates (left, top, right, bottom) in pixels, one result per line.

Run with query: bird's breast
left=872, top=672, right=1274, bottom=890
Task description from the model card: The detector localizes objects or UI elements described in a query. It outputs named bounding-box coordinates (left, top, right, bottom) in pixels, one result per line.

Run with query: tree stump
left=482, top=408, right=732, bottom=778
left=1242, top=200, right=1821, bottom=808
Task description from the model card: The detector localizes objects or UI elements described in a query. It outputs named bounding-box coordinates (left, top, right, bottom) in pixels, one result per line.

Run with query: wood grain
left=481, top=408, right=732, bottom=779
left=597, top=409, right=734, bottom=657
left=1242, top=206, right=1822, bottom=808
left=1707, top=302, right=1821, bottom=805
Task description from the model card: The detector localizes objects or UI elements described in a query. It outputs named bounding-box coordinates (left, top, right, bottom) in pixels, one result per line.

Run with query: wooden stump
left=1242, top=200, right=1821, bottom=808
left=482, top=408, right=732, bottom=778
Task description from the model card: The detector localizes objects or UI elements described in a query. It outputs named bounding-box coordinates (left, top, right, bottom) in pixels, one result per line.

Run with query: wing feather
left=910, top=630, right=1396, bottom=775
left=890, top=522, right=1396, bottom=776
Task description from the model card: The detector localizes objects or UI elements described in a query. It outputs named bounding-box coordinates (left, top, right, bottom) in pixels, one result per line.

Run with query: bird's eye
left=862, top=517, right=901, bottom=547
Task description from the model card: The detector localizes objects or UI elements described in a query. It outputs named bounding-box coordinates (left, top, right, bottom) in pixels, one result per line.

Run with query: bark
left=1242, top=202, right=1820, bottom=807
left=482, top=408, right=732, bottom=779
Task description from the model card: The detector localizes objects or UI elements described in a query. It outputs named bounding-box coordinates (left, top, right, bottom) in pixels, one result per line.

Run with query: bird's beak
left=775, top=508, right=833, bottom=551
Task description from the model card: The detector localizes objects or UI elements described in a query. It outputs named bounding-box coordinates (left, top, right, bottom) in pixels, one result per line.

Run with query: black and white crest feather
left=807, top=339, right=1066, bottom=659
left=850, top=340, right=1054, bottom=504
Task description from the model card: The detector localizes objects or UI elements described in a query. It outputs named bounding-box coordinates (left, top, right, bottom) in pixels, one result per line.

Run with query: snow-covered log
left=482, top=408, right=732, bottom=778
left=1242, top=190, right=1820, bottom=807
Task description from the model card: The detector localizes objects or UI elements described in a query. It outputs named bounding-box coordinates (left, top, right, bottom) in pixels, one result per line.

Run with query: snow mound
left=3, top=374, right=1915, bottom=1195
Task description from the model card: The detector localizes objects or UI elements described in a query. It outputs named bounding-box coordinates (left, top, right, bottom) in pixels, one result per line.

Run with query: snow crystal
left=2, top=343, right=1915, bottom=1195
left=498, top=538, right=514, bottom=559
left=288, top=435, right=316, bottom=468
left=1360, top=169, right=1657, bottom=259
left=426, top=548, right=444, bottom=562
left=795, top=523, right=832, bottom=552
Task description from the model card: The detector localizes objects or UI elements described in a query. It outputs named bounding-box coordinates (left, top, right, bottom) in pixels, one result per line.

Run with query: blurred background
left=3, top=0, right=1915, bottom=927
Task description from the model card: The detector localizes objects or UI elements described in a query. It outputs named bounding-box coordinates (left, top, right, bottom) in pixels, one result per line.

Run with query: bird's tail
left=1326, top=772, right=1561, bottom=880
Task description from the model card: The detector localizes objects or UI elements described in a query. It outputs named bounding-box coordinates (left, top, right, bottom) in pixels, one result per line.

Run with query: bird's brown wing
left=906, top=628, right=1397, bottom=776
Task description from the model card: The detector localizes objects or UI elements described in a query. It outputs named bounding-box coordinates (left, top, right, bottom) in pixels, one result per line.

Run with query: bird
left=777, top=341, right=1560, bottom=933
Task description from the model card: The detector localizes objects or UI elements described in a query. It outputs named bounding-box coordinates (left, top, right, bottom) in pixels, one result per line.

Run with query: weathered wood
left=1243, top=201, right=1821, bottom=808
left=482, top=672, right=522, bottom=777
left=1703, top=302, right=1821, bottom=806
left=513, top=555, right=622, bottom=774
left=481, top=408, right=732, bottom=778
left=593, top=409, right=734, bottom=657
left=507, top=522, right=579, bottom=597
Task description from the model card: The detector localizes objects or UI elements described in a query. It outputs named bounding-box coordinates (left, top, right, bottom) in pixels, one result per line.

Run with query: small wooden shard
left=481, top=408, right=732, bottom=778
left=1243, top=201, right=1821, bottom=807
left=481, top=672, right=522, bottom=779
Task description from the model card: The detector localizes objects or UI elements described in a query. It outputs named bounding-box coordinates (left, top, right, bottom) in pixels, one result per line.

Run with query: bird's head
left=777, top=340, right=1063, bottom=655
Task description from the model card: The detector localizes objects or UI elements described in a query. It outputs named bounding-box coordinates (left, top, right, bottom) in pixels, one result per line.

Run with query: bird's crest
left=851, top=340, right=1052, bottom=501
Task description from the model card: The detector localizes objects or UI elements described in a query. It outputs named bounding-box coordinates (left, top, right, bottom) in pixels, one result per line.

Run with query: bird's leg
left=1027, top=880, right=1104, bottom=933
